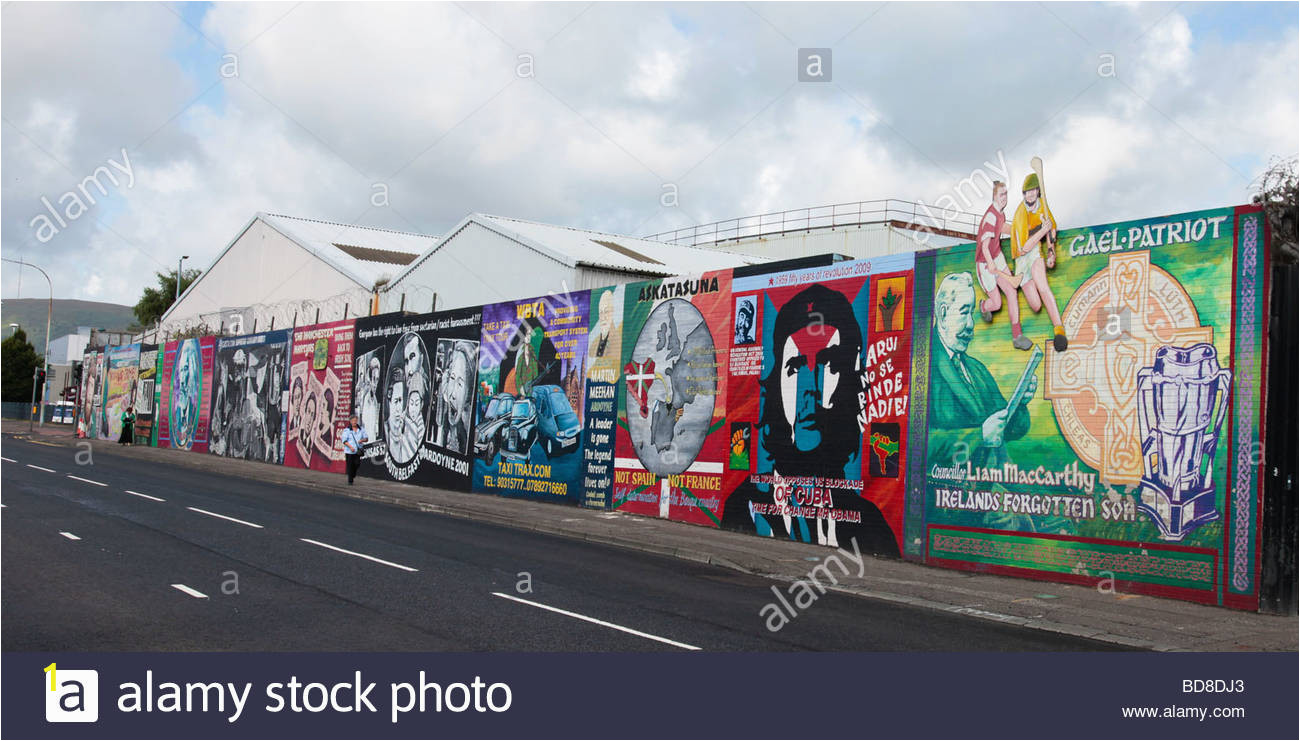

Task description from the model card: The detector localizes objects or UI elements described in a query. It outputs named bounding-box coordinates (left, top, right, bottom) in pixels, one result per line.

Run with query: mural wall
left=102, top=343, right=141, bottom=442
left=611, top=272, right=733, bottom=526
left=134, top=344, right=162, bottom=445
left=473, top=290, right=590, bottom=504
left=209, top=330, right=291, bottom=463
left=285, top=320, right=355, bottom=473
left=159, top=337, right=215, bottom=452
left=722, top=257, right=914, bottom=556
left=913, top=204, right=1267, bottom=607
left=580, top=285, right=623, bottom=509
left=353, top=307, right=482, bottom=487
left=112, top=199, right=1271, bottom=610
left=78, top=350, right=102, bottom=437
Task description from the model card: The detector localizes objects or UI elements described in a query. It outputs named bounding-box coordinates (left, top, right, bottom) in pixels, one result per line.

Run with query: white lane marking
left=299, top=538, right=417, bottom=572
left=26, top=464, right=55, bottom=473
left=171, top=584, right=208, bottom=599
left=59, top=532, right=81, bottom=540
left=67, top=475, right=107, bottom=487
left=1, top=456, right=16, bottom=462
left=490, top=591, right=701, bottom=651
left=186, top=506, right=263, bottom=529
left=125, top=490, right=165, bottom=502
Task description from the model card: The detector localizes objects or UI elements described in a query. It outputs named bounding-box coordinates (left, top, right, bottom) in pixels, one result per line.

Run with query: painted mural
left=473, top=290, right=589, bottom=504
left=916, top=203, right=1265, bottom=606
left=580, top=285, right=623, bottom=509
left=353, top=307, right=482, bottom=487
left=159, top=337, right=215, bottom=452
left=611, top=272, right=733, bottom=525
left=134, top=344, right=161, bottom=445
left=209, top=330, right=291, bottom=463
left=109, top=197, right=1269, bottom=610
left=285, top=320, right=355, bottom=473
left=722, top=257, right=912, bottom=556
left=78, top=350, right=102, bottom=437
left=102, top=343, right=141, bottom=442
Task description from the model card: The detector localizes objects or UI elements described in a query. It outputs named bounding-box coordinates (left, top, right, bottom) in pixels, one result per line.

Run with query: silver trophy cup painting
left=1136, top=343, right=1232, bottom=541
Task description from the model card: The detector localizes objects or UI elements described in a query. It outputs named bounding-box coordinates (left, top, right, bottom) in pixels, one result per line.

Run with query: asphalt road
left=1, top=437, right=1124, bottom=652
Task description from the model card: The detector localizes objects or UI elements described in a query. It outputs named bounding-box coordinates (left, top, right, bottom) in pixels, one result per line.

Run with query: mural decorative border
left=1229, top=207, right=1266, bottom=603
left=903, top=250, right=936, bottom=560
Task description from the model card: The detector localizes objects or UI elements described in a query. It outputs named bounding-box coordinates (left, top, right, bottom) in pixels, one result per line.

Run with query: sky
left=2, top=1, right=1297, bottom=305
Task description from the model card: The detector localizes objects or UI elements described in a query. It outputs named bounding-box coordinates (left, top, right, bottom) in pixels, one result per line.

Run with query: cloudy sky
left=2, top=1, right=1296, bottom=305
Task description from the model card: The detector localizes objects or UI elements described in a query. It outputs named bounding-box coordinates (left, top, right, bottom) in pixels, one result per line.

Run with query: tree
left=133, top=268, right=201, bottom=327
left=1252, top=155, right=1298, bottom=265
left=1, top=327, right=42, bottom=403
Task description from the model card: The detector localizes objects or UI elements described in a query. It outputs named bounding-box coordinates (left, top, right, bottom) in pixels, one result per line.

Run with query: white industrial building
left=378, top=213, right=770, bottom=313
left=153, top=199, right=978, bottom=339
left=157, top=213, right=435, bottom=339
left=157, top=210, right=436, bottom=338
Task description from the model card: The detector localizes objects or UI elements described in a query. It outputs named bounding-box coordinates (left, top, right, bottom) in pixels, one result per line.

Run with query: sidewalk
left=5, top=423, right=1296, bottom=652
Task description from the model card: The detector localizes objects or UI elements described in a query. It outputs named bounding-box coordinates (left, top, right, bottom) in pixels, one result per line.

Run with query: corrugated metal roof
left=260, top=213, right=435, bottom=287
left=473, top=213, right=769, bottom=276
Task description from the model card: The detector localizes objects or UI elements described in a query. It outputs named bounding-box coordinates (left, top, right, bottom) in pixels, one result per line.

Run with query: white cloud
left=1, top=1, right=1295, bottom=308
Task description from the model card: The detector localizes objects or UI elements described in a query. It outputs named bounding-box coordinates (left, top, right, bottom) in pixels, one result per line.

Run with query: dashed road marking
left=186, top=507, right=263, bottom=529
left=171, top=584, right=208, bottom=599
left=67, top=475, right=107, bottom=487
left=1, top=456, right=16, bottom=463
left=59, top=532, right=81, bottom=541
left=25, top=464, right=55, bottom=473
left=299, top=538, right=417, bottom=572
left=490, top=591, right=701, bottom=650
left=125, top=490, right=165, bottom=502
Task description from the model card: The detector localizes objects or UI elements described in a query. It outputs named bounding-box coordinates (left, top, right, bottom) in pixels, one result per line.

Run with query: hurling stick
left=1030, top=156, right=1055, bottom=268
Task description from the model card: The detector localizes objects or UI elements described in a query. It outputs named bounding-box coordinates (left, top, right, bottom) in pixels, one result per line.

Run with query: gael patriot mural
left=920, top=198, right=1267, bottom=608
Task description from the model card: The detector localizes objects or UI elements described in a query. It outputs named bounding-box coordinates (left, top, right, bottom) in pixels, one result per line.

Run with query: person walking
left=118, top=406, right=136, bottom=446
left=340, top=415, right=368, bottom=485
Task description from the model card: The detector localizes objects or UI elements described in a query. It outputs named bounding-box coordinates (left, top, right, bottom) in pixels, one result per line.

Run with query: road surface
left=1, top=436, right=1124, bottom=652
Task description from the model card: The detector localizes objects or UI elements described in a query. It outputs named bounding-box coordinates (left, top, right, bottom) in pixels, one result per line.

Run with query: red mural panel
left=284, top=320, right=355, bottom=473
left=611, top=271, right=741, bottom=527
left=158, top=336, right=215, bottom=452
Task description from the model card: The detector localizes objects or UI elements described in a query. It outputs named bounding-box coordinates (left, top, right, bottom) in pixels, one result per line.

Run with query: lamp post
left=176, top=255, right=189, bottom=301
left=2, top=257, right=52, bottom=428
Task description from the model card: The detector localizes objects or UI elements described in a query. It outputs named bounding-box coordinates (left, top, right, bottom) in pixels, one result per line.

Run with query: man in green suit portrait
left=928, top=272, right=1037, bottom=472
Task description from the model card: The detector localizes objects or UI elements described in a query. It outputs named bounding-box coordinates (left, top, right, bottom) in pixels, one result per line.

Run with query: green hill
left=0, top=298, right=138, bottom=356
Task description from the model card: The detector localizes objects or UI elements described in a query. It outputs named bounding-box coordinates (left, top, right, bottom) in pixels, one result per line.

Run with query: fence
left=645, top=198, right=981, bottom=247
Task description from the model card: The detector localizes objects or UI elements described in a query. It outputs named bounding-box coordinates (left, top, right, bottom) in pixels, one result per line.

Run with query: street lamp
left=2, top=257, right=52, bottom=429
left=176, top=255, right=189, bottom=301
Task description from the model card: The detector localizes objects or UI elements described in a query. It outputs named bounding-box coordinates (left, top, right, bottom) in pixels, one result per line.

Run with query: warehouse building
left=378, top=212, right=769, bottom=314
left=157, top=213, right=436, bottom=339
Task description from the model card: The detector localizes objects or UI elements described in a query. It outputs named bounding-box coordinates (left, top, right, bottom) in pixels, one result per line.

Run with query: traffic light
left=35, top=368, right=46, bottom=391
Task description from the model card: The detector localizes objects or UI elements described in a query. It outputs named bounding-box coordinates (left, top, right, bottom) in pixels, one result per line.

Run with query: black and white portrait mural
left=352, top=308, right=482, bottom=488
left=353, top=348, right=383, bottom=442
left=433, top=338, right=479, bottom=455
left=384, top=331, right=432, bottom=468
left=208, top=330, right=291, bottom=463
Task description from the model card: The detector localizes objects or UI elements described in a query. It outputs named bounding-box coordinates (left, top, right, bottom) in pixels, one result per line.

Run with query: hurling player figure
left=1010, top=167, right=1068, bottom=352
